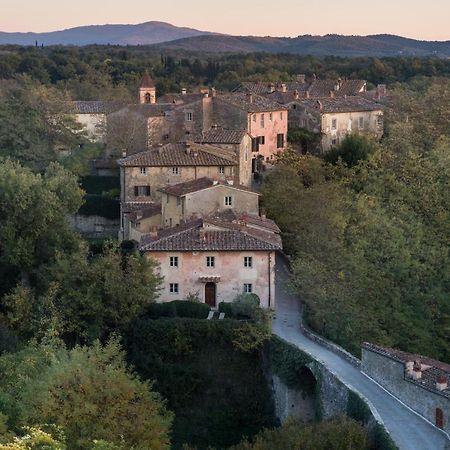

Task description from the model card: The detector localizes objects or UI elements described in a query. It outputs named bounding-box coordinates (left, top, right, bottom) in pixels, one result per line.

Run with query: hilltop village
left=72, top=72, right=386, bottom=307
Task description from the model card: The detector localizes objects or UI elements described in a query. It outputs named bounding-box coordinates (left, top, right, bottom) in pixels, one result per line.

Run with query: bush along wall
left=125, top=317, right=276, bottom=450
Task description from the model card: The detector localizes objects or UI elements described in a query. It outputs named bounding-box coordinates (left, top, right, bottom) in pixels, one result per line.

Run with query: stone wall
left=69, top=214, right=119, bottom=239
left=362, top=347, right=450, bottom=435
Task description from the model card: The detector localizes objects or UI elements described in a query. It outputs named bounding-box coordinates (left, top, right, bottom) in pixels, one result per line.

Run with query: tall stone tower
left=139, top=71, right=156, bottom=104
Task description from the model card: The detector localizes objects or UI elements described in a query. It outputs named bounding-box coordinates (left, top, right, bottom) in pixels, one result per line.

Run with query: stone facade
left=362, top=343, right=450, bottom=435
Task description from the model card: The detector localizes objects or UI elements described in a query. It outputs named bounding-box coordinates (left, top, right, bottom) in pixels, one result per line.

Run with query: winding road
left=272, top=256, right=450, bottom=450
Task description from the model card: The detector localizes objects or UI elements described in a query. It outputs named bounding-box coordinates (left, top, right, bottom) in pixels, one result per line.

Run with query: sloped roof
left=298, top=96, right=384, bottom=113
left=127, top=203, right=161, bottom=223
left=140, top=72, right=155, bottom=88
left=198, top=128, right=248, bottom=144
left=217, top=92, right=287, bottom=113
left=158, top=177, right=258, bottom=197
left=158, top=92, right=205, bottom=105
left=117, top=143, right=237, bottom=167
left=70, top=101, right=125, bottom=114
left=307, top=79, right=366, bottom=97
left=140, top=219, right=282, bottom=252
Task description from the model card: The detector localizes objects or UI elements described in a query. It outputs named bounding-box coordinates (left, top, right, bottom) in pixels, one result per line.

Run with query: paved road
left=272, top=256, right=450, bottom=450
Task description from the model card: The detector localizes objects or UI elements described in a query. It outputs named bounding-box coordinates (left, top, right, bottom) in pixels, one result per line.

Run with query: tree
left=0, top=339, right=173, bottom=450
left=323, top=134, right=377, bottom=167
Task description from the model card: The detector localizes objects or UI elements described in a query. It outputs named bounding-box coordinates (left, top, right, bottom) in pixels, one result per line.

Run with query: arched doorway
left=436, top=408, right=444, bottom=429
left=205, top=282, right=216, bottom=307
left=289, top=366, right=317, bottom=422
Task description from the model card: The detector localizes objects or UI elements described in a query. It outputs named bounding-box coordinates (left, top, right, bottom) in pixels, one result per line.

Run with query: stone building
left=362, top=343, right=450, bottom=435
left=139, top=71, right=156, bottom=104
left=139, top=212, right=282, bottom=308
left=159, top=177, right=260, bottom=227
left=286, top=97, right=384, bottom=152
left=213, top=93, right=288, bottom=162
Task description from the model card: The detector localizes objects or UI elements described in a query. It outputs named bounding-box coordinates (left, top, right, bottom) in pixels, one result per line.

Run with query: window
left=260, top=114, right=265, bottom=127
left=224, top=196, right=232, bottom=206
left=251, top=137, right=260, bottom=152
left=277, top=133, right=285, bottom=148
left=280, top=112, right=283, bottom=120
left=177, top=197, right=182, bottom=207
left=331, top=138, right=337, bottom=146
left=169, top=283, right=179, bottom=294
left=252, top=114, right=256, bottom=122
left=300, top=119, right=306, bottom=128
left=244, top=283, right=253, bottom=293
left=170, top=256, right=179, bottom=267
left=258, top=136, right=265, bottom=145
left=331, top=118, right=337, bottom=130
left=134, top=185, right=150, bottom=196
left=186, top=111, right=193, bottom=121
left=144, top=92, right=151, bottom=103
left=206, top=256, right=215, bottom=267
left=269, top=112, right=273, bottom=121
left=244, top=256, right=253, bottom=268
left=172, top=167, right=179, bottom=175
left=219, top=166, right=225, bottom=174
left=292, top=104, right=297, bottom=110
left=140, top=167, right=146, bottom=174
left=358, top=117, right=364, bottom=130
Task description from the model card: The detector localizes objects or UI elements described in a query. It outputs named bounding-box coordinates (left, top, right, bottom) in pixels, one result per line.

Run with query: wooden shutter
left=146, top=185, right=151, bottom=196
left=134, top=186, right=139, bottom=196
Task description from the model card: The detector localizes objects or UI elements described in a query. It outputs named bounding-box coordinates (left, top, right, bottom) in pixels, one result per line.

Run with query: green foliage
left=323, top=134, right=377, bottom=167
left=372, top=423, right=399, bottom=450
left=287, top=127, right=322, bottom=152
left=2, top=243, right=162, bottom=344
left=0, top=426, right=65, bottom=450
left=61, top=145, right=103, bottom=177
left=80, top=176, right=120, bottom=195
left=228, top=293, right=261, bottom=319
left=126, top=318, right=275, bottom=449
left=230, top=416, right=370, bottom=450
left=0, top=338, right=172, bottom=450
left=268, top=337, right=313, bottom=390
left=145, top=301, right=210, bottom=319
left=78, top=195, right=120, bottom=219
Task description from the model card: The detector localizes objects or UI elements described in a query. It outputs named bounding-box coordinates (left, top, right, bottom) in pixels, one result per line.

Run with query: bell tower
left=139, top=71, right=156, bottom=104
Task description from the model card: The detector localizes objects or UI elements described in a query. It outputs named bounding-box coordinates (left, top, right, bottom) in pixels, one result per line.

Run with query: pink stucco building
left=140, top=212, right=282, bottom=309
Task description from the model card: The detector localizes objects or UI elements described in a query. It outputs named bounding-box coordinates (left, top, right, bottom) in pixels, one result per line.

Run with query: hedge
left=144, top=300, right=210, bottom=319
left=80, top=176, right=120, bottom=195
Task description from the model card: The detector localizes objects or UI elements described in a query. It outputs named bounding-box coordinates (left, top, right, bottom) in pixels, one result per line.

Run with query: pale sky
left=1, top=0, right=449, bottom=41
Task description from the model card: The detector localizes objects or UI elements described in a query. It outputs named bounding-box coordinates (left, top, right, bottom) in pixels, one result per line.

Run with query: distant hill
left=155, top=34, right=450, bottom=57
left=0, top=21, right=214, bottom=46
left=1, top=22, right=449, bottom=57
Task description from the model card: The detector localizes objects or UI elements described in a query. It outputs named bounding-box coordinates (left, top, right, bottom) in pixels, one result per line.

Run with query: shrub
left=144, top=301, right=210, bottom=319
left=231, top=293, right=261, bottom=319
left=372, top=423, right=399, bottom=450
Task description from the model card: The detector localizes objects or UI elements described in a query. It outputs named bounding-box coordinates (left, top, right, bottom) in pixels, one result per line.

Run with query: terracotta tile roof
left=158, top=177, right=259, bottom=197
left=123, top=201, right=155, bottom=212
left=117, top=143, right=237, bottom=167
left=158, top=92, right=205, bottom=105
left=70, top=101, right=125, bottom=114
left=299, top=96, right=384, bottom=113
left=217, top=92, right=287, bottom=113
left=140, top=219, right=282, bottom=252
left=362, top=343, right=450, bottom=398
left=307, top=79, right=366, bottom=97
left=121, top=103, right=174, bottom=117
left=127, top=203, right=161, bottom=223
left=197, top=128, right=248, bottom=144
left=235, top=81, right=309, bottom=95
left=205, top=209, right=280, bottom=233
left=140, top=72, right=155, bottom=88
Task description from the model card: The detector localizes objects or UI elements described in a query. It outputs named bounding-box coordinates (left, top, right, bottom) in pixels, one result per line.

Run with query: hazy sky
left=1, top=0, right=449, bottom=40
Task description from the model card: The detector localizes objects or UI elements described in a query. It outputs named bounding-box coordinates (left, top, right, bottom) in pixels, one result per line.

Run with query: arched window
left=144, top=92, right=151, bottom=103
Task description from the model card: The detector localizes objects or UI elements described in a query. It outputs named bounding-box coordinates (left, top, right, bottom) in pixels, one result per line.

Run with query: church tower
left=139, top=71, right=156, bottom=104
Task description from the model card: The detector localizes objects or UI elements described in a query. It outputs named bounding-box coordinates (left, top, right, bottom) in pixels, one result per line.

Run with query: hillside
left=0, top=21, right=214, bottom=46
left=156, top=33, right=450, bottom=57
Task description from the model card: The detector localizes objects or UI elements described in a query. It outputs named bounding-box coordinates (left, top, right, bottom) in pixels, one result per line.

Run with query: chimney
left=411, top=361, right=422, bottom=380
left=199, top=227, right=207, bottom=242
left=335, top=78, right=342, bottom=91
left=181, top=88, right=187, bottom=95
left=268, top=83, right=275, bottom=93
left=157, top=143, right=163, bottom=154
left=246, top=93, right=253, bottom=103
left=203, top=92, right=209, bottom=98
left=122, top=149, right=127, bottom=158
left=150, top=225, right=158, bottom=239
left=316, top=100, right=323, bottom=110
left=185, top=143, right=191, bottom=155
left=436, top=374, right=448, bottom=391
left=293, top=89, right=299, bottom=100
left=296, top=74, right=306, bottom=84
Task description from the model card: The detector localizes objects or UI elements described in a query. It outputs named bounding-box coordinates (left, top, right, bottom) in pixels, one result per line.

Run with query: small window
left=252, top=114, right=256, bottom=122
left=245, top=148, right=248, bottom=162
left=331, top=118, right=337, bottom=130
left=269, top=112, right=273, bottom=121
left=258, top=136, right=265, bottom=145
left=172, top=167, right=179, bottom=175
left=140, top=167, right=146, bottom=175
left=169, top=283, right=179, bottom=294
left=224, top=196, right=232, bottom=207
left=331, top=138, right=337, bottom=146
left=260, top=114, right=265, bottom=127
left=206, top=256, right=215, bottom=267
left=292, top=104, right=297, bottom=110
left=170, top=256, right=179, bottom=267
left=300, top=119, right=306, bottom=128
left=219, top=166, right=225, bottom=174
left=186, top=111, right=193, bottom=121
left=244, top=283, right=253, bottom=293
left=134, top=185, right=150, bottom=196
left=251, top=137, right=260, bottom=152
left=280, top=112, right=283, bottom=120
left=144, top=92, right=151, bottom=103
left=358, top=117, right=364, bottom=130
left=244, top=256, right=253, bottom=268
left=277, top=133, right=285, bottom=149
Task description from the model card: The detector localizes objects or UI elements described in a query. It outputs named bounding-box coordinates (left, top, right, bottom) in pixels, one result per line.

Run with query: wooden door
left=205, top=283, right=216, bottom=307
left=436, top=408, right=444, bottom=428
